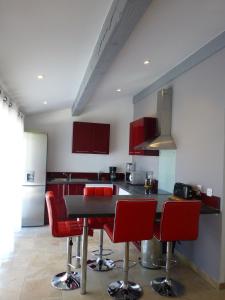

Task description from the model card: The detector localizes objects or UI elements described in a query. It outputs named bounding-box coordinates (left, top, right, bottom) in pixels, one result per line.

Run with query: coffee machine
left=109, top=166, right=117, bottom=181
left=125, top=162, right=135, bottom=182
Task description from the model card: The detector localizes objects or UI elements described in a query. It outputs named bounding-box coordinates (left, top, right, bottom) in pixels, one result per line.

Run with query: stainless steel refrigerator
left=21, top=132, right=47, bottom=226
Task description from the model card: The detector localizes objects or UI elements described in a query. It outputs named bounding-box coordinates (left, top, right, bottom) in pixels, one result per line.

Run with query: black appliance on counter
left=125, top=162, right=135, bottom=182
left=109, top=166, right=117, bottom=181
left=173, top=182, right=193, bottom=199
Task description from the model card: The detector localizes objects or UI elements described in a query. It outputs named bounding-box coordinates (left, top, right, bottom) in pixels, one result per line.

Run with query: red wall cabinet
left=72, top=122, right=110, bottom=154
left=129, top=117, right=159, bottom=156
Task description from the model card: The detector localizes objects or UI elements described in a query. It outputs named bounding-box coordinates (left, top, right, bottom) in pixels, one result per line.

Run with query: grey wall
left=134, top=47, right=225, bottom=282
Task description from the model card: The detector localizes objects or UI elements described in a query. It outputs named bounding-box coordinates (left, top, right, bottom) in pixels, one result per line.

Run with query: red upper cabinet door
left=129, top=117, right=159, bottom=156
left=92, top=123, right=110, bottom=154
left=72, top=122, right=93, bottom=153
left=72, top=122, right=110, bottom=154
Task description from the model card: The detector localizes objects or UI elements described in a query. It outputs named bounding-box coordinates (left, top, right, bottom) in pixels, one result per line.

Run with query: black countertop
left=47, top=178, right=220, bottom=214
left=47, top=178, right=168, bottom=196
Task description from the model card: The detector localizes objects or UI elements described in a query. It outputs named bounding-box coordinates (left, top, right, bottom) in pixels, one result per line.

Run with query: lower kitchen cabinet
left=64, top=183, right=85, bottom=196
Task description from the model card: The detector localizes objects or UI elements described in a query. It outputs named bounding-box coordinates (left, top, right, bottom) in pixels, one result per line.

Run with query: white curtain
left=0, top=99, right=24, bottom=264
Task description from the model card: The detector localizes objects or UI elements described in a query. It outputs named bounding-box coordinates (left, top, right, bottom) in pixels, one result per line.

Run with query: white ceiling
left=0, top=0, right=112, bottom=114
left=1, top=0, right=225, bottom=115
left=92, top=0, right=225, bottom=103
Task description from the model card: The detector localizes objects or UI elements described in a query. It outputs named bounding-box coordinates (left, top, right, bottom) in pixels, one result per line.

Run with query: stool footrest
left=154, top=255, right=178, bottom=269
left=114, top=259, right=137, bottom=269
left=91, top=248, right=113, bottom=257
left=87, top=258, right=115, bottom=272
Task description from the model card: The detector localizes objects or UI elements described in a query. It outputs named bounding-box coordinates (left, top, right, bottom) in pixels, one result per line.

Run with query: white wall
left=133, top=47, right=225, bottom=282
left=25, top=96, right=133, bottom=173
left=172, top=47, right=225, bottom=282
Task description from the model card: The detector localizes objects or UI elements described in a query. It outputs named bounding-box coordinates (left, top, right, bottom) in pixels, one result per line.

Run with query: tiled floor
left=0, top=226, right=224, bottom=300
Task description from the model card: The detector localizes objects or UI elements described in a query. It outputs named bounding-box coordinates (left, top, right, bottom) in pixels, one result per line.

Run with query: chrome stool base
left=87, top=258, right=115, bottom=271
left=51, top=271, right=80, bottom=290
left=108, top=280, right=143, bottom=300
left=151, top=277, right=184, bottom=297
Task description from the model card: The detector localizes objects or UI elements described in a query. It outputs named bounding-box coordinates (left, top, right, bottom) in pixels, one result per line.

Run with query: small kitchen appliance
left=125, top=162, right=135, bottom=182
left=109, top=166, right=117, bottom=181
left=129, top=171, right=146, bottom=185
left=173, top=182, right=193, bottom=199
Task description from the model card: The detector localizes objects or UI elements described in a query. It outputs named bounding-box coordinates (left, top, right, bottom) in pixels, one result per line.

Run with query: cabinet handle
left=75, top=150, right=89, bottom=153
left=93, top=151, right=106, bottom=154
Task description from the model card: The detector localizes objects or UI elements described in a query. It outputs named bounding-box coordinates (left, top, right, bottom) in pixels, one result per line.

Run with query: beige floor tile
left=0, top=226, right=223, bottom=300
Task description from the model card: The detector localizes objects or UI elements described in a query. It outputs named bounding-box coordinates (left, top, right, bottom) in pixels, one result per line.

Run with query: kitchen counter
left=47, top=178, right=167, bottom=195
left=46, top=178, right=220, bottom=214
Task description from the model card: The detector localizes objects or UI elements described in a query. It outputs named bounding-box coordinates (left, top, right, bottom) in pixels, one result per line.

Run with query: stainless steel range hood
left=135, top=87, right=176, bottom=150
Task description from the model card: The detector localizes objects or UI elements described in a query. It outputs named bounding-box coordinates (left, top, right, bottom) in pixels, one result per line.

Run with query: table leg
left=81, top=217, right=88, bottom=294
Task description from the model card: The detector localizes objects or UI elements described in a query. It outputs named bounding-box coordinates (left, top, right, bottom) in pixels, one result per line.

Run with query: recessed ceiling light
left=37, top=74, right=44, bottom=79
left=116, top=88, right=121, bottom=92
left=144, top=60, right=150, bottom=65
left=43, top=101, right=47, bottom=105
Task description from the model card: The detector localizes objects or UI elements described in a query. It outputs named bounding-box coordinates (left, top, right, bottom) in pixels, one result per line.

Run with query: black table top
left=64, top=194, right=220, bottom=218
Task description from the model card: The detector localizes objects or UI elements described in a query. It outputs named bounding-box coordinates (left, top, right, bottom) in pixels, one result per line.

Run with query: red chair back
left=83, top=187, right=113, bottom=196
left=112, top=199, right=157, bottom=243
left=159, top=200, right=201, bottom=241
left=83, top=187, right=113, bottom=228
left=45, top=191, right=60, bottom=237
left=45, top=191, right=85, bottom=238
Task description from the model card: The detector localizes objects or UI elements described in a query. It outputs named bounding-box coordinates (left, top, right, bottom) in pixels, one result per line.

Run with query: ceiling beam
left=133, top=30, right=225, bottom=103
left=72, top=0, right=152, bottom=116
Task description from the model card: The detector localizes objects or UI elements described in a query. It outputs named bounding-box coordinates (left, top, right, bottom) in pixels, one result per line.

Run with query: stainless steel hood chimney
left=135, top=87, right=176, bottom=150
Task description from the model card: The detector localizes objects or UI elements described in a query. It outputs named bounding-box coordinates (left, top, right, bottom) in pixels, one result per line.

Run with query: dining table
left=64, top=194, right=220, bottom=295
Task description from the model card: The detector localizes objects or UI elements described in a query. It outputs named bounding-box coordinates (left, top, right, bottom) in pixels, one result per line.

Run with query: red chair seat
left=55, top=220, right=83, bottom=238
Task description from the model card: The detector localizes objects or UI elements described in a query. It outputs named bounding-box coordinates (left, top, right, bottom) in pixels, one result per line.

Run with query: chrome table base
left=87, top=258, right=115, bottom=271
left=108, top=280, right=143, bottom=300
left=51, top=271, right=80, bottom=290
left=151, top=277, right=184, bottom=297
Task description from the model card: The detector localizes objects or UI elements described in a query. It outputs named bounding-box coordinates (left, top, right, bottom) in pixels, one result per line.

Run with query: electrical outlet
left=206, top=188, right=213, bottom=197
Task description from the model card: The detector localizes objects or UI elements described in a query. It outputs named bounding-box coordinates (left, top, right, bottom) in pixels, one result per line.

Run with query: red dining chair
left=151, top=200, right=201, bottom=297
left=45, top=191, right=92, bottom=290
left=83, top=186, right=115, bottom=271
left=104, top=199, right=157, bottom=300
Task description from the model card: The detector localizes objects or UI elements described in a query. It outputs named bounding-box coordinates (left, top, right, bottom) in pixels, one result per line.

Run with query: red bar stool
left=84, top=186, right=115, bottom=271
left=104, top=199, right=157, bottom=300
left=151, top=200, right=201, bottom=297
left=45, top=191, right=92, bottom=290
